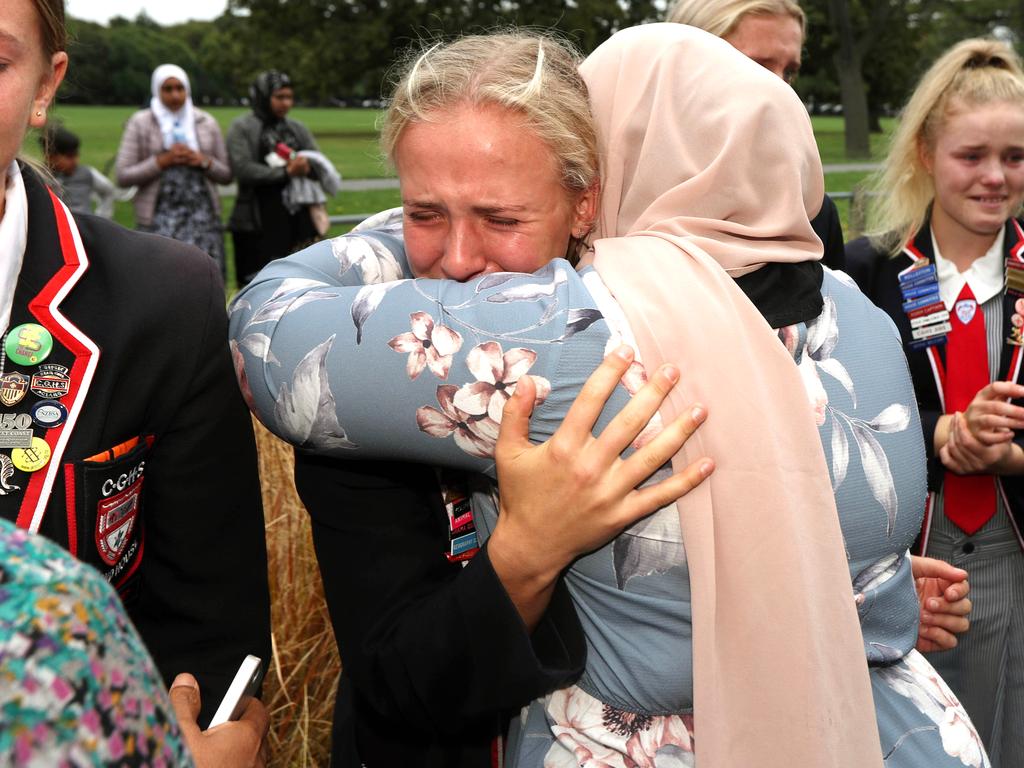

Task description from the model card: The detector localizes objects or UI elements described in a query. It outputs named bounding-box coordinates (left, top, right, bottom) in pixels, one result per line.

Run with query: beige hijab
left=580, top=24, right=882, bottom=767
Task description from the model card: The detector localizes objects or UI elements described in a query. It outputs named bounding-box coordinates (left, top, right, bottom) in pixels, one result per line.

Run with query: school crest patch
left=0, top=373, right=29, bottom=406
left=955, top=299, right=977, bottom=326
left=95, top=480, right=141, bottom=566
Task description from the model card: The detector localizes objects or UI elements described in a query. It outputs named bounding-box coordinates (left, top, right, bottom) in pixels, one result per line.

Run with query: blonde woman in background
left=665, top=0, right=854, bottom=274
left=667, top=0, right=804, bottom=81
left=847, top=38, right=1024, bottom=767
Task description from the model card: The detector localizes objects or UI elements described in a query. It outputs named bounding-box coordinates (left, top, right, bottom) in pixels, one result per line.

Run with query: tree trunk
left=827, top=0, right=872, bottom=159
left=869, top=110, right=883, bottom=133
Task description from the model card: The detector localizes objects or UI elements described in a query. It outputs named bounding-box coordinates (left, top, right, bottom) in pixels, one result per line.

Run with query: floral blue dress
left=0, top=517, right=191, bottom=767
left=230, top=212, right=988, bottom=767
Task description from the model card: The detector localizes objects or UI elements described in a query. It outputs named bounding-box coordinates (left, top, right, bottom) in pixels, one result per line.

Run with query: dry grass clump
left=255, top=419, right=339, bottom=767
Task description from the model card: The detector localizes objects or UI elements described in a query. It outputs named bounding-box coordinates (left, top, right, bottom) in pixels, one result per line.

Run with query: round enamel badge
left=31, top=400, right=68, bottom=429
left=11, top=437, right=51, bottom=472
left=5, top=324, right=53, bottom=366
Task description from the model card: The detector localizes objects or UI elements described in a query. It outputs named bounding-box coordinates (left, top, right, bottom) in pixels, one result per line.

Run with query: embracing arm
left=298, top=454, right=585, bottom=734
left=229, top=227, right=623, bottom=475
left=493, top=357, right=712, bottom=629
left=297, top=349, right=712, bottom=734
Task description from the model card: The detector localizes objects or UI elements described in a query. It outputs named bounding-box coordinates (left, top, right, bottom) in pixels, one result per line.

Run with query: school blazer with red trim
left=845, top=219, right=1024, bottom=539
left=3, top=166, right=271, bottom=725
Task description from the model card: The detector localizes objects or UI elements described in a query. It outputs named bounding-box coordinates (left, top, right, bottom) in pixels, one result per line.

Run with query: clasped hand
left=285, top=155, right=310, bottom=177
left=911, top=556, right=971, bottom=653
left=158, top=143, right=207, bottom=170
left=940, top=381, right=1024, bottom=475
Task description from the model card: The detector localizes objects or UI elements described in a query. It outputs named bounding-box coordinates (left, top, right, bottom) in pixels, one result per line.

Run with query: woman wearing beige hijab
left=231, top=24, right=986, bottom=767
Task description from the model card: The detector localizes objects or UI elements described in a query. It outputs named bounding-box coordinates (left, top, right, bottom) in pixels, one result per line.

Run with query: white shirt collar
left=0, top=162, right=28, bottom=334
left=933, top=226, right=1005, bottom=309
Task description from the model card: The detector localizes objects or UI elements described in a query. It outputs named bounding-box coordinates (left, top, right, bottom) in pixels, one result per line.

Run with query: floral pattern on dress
left=790, top=296, right=911, bottom=536
left=273, top=336, right=357, bottom=451
left=544, top=687, right=695, bottom=768
left=388, top=311, right=463, bottom=380
left=417, top=384, right=502, bottom=459
left=149, top=165, right=223, bottom=267
left=853, top=552, right=904, bottom=607
left=229, top=227, right=982, bottom=768
left=0, top=521, right=190, bottom=767
left=350, top=206, right=404, bottom=236
left=356, top=262, right=600, bottom=345
left=331, top=229, right=404, bottom=284
left=878, top=651, right=989, bottom=768
left=453, top=342, right=551, bottom=422
left=415, top=341, right=550, bottom=457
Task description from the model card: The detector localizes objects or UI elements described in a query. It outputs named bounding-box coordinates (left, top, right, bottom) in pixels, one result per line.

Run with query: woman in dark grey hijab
left=226, top=70, right=320, bottom=283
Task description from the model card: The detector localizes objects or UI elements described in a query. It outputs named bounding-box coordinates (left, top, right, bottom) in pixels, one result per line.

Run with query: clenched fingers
left=921, top=610, right=970, bottom=635
left=966, top=401, right=1024, bottom=435
left=979, top=381, right=1024, bottom=402
left=925, top=595, right=972, bottom=617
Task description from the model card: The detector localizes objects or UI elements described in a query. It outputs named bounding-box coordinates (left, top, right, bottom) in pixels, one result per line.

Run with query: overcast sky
left=67, top=0, right=230, bottom=26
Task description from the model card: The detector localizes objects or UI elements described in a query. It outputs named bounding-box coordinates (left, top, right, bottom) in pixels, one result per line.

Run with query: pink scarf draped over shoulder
left=579, top=24, right=881, bottom=767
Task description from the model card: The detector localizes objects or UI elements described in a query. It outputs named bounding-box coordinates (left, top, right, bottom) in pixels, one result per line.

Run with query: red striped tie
left=943, top=283, right=996, bottom=534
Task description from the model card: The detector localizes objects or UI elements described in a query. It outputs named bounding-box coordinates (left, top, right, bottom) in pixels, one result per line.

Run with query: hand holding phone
left=209, top=655, right=264, bottom=728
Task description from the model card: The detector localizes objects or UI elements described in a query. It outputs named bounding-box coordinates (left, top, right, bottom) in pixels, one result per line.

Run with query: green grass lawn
left=25, top=105, right=388, bottom=178
left=25, top=107, right=895, bottom=286
left=24, top=106, right=396, bottom=290
left=31, top=107, right=893, bottom=183
left=810, top=115, right=894, bottom=166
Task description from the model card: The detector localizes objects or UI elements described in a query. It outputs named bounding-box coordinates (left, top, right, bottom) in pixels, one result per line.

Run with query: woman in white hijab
left=115, top=63, right=232, bottom=275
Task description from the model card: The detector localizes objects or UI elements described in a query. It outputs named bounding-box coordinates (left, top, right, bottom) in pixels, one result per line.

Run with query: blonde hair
left=665, top=0, right=806, bottom=38
left=380, top=32, right=598, bottom=196
left=867, top=38, right=1024, bottom=253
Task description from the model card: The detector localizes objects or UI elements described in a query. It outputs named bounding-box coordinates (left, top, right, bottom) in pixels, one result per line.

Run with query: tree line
left=62, top=0, right=1018, bottom=157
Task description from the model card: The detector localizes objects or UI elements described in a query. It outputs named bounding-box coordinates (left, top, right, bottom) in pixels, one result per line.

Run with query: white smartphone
left=208, top=655, right=264, bottom=728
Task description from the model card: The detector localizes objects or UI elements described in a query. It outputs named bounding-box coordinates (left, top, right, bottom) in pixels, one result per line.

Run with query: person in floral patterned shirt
left=0, top=510, right=269, bottom=767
